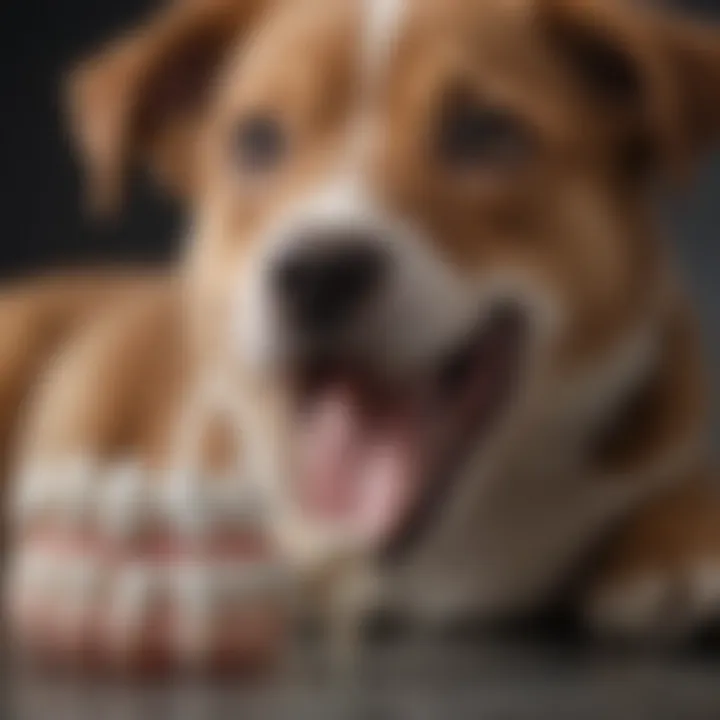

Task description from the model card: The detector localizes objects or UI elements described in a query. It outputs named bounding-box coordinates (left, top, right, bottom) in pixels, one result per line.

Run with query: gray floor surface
left=5, top=634, right=720, bottom=719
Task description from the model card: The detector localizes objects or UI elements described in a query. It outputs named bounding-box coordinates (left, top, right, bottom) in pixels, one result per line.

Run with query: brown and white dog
left=3, top=0, right=720, bottom=669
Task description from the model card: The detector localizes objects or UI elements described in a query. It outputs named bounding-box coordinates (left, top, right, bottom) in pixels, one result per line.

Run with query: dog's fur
left=4, top=0, right=720, bottom=643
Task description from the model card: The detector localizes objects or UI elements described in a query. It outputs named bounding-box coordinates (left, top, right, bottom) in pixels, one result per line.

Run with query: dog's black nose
left=274, top=233, right=387, bottom=335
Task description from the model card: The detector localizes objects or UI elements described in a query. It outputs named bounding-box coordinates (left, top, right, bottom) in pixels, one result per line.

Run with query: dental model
left=6, top=458, right=289, bottom=673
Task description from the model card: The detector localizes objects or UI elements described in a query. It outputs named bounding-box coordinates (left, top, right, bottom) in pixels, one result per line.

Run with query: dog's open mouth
left=290, top=303, right=528, bottom=555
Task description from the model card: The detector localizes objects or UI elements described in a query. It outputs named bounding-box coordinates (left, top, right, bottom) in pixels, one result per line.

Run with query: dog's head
left=69, top=0, right=720, bottom=556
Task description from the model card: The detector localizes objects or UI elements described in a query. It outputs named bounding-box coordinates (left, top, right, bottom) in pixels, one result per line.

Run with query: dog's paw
left=5, top=458, right=288, bottom=673
left=584, top=564, right=720, bottom=642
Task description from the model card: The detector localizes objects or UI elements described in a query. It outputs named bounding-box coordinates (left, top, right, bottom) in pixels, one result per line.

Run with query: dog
left=3, top=0, right=720, bottom=668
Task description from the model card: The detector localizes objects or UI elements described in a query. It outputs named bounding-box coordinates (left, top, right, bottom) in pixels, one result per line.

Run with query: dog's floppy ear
left=540, top=0, right=720, bottom=182
left=66, top=0, right=268, bottom=214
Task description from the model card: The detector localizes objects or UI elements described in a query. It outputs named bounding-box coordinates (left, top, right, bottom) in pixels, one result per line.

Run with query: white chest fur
left=380, top=429, right=676, bottom=623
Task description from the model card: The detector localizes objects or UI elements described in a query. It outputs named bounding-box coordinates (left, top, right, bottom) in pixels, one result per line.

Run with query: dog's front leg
left=582, top=477, right=720, bottom=642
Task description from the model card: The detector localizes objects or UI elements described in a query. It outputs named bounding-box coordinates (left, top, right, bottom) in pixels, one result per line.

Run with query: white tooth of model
left=54, top=457, right=99, bottom=529
left=163, top=471, right=213, bottom=540
left=209, top=479, right=268, bottom=534
left=234, top=562, right=289, bottom=602
left=12, top=463, right=55, bottom=529
left=55, top=554, right=102, bottom=637
left=10, top=546, right=60, bottom=611
left=193, top=561, right=288, bottom=612
left=6, top=548, right=40, bottom=611
left=208, top=562, right=251, bottom=611
left=110, top=562, right=167, bottom=646
left=100, top=461, right=159, bottom=543
left=164, top=467, right=269, bottom=540
left=174, top=563, right=218, bottom=661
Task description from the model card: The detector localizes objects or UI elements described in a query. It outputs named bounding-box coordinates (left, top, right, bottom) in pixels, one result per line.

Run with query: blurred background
left=1, top=0, right=184, bottom=274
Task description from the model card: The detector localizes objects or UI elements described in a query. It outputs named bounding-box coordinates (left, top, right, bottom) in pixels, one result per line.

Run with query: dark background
left=0, top=0, right=718, bottom=381
left=0, top=0, right=183, bottom=275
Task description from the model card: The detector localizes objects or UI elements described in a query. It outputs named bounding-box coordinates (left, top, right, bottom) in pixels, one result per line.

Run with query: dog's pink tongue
left=297, top=384, right=416, bottom=546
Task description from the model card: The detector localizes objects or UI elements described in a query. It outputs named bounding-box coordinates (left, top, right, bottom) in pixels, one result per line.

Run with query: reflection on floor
left=6, top=629, right=720, bottom=720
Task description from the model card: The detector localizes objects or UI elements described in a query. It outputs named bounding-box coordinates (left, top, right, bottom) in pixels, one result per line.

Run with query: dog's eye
left=437, top=93, right=530, bottom=171
left=232, top=115, right=286, bottom=173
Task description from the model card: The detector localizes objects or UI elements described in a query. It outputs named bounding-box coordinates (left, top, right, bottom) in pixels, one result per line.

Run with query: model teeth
left=174, top=563, right=287, bottom=625
left=55, top=555, right=103, bottom=637
left=109, top=562, right=169, bottom=644
left=163, top=478, right=268, bottom=539
left=12, top=459, right=271, bottom=541
left=26, top=547, right=62, bottom=596
left=8, top=459, right=287, bottom=665
left=7, top=549, right=39, bottom=608
left=60, top=555, right=103, bottom=599
left=12, top=464, right=54, bottom=527
left=172, top=561, right=287, bottom=662
left=100, top=461, right=162, bottom=542
left=7, top=546, right=62, bottom=616
left=209, top=481, right=268, bottom=531
left=174, top=564, right=216, bottom=661
left=174, top=561, right=284, bottom=610
left=162, top=480, right=216, bottom=539
left=54, top=458, right=99, bottom=527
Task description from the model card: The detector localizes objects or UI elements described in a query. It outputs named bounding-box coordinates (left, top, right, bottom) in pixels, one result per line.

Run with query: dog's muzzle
left=270, top=225, right=391, bottom=348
